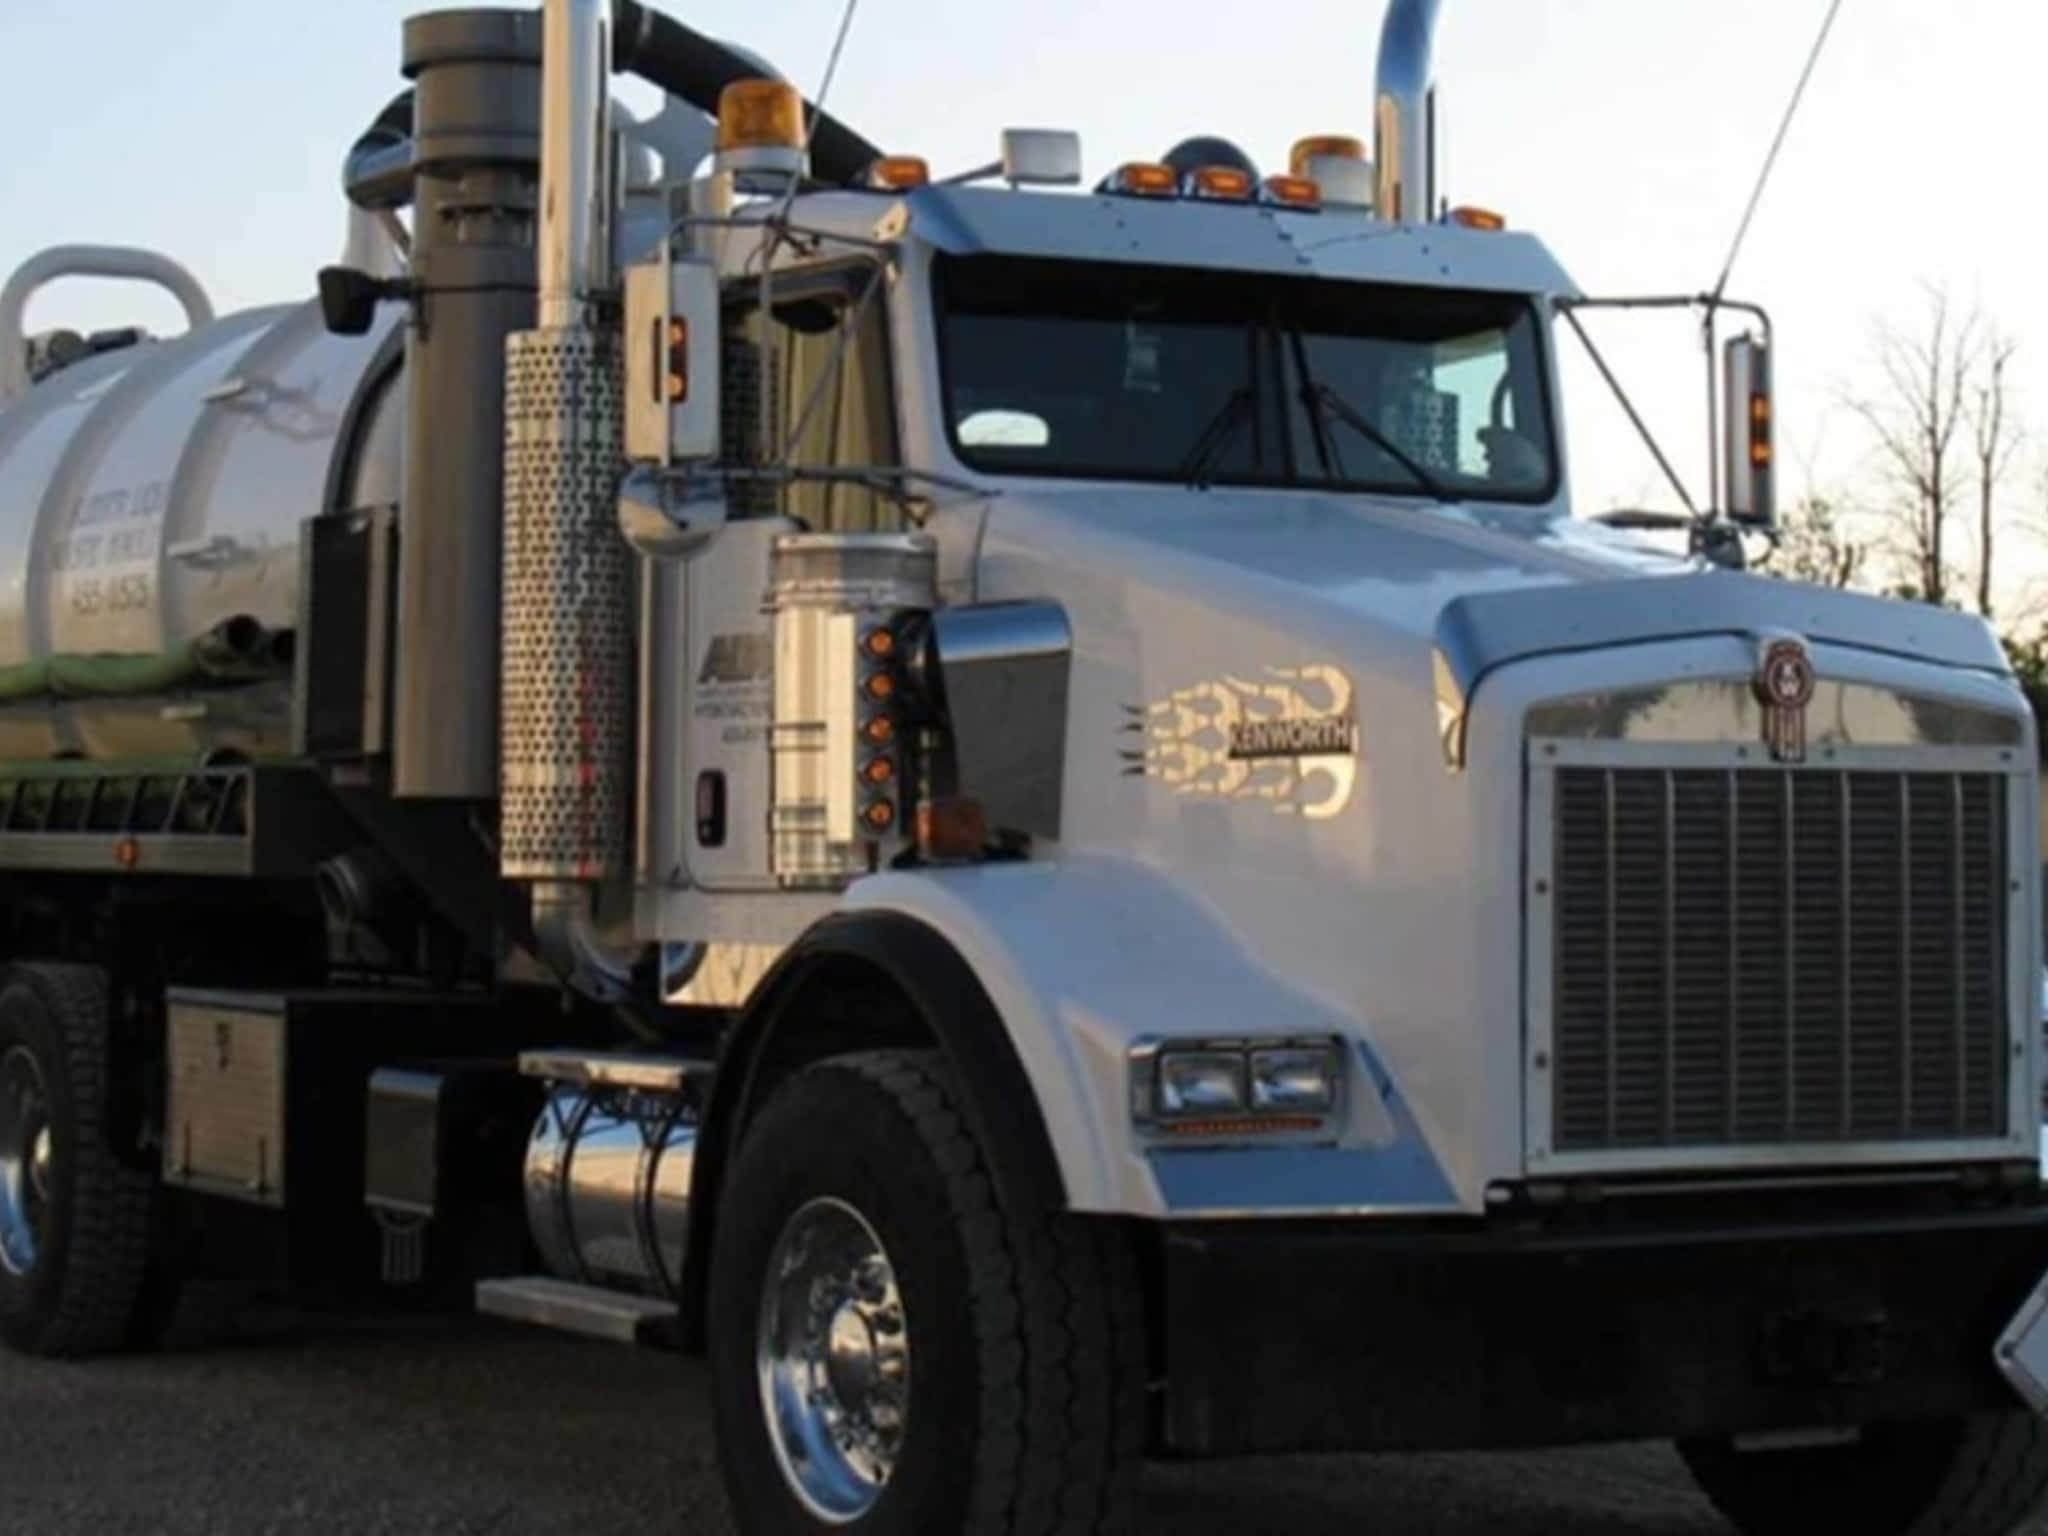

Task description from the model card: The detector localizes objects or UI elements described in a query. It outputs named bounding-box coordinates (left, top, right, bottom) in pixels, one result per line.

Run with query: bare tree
left=1845, top=286, right=1979, bottom=607
left=1765, top=493, right=1865, bottom=589
left=1967, top=328, right=2022, bottom=619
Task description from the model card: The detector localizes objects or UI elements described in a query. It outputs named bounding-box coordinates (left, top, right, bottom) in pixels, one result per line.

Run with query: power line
left=1707, top=0, right=1844, bottom=308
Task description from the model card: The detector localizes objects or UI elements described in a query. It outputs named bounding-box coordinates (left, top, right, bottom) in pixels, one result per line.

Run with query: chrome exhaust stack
left=1374, top=0, right=1442, bottom=223
left=537, top=0, right=613, bottom=328
left=502, top=0, right=641, bottom=997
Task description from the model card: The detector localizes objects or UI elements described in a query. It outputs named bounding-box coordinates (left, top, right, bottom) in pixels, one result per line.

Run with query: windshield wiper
left=1300, top=380, right=1458, bottom=504
left=1175, top=386, right=1256, bottom=489
left=1285, top=335, right=1456, bottom=504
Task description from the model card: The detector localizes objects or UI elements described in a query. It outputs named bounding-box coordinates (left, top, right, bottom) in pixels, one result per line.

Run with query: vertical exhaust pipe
left=503, top=0, right=643, bottom=1002
left=1374, top=0, right=1442, bottom=223
left=538, top=0, right=613, bottom=326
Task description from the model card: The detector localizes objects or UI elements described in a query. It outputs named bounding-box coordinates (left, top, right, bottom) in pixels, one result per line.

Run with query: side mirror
left=624, top=252, right=720, bottom=467
left=617, top=467, right=728, bottom=560
left=1722, top=332, right=1774, bottom=531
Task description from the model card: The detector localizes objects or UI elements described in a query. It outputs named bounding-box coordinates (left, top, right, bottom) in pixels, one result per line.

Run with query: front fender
left=843, top=855, right=1461, bottom=1218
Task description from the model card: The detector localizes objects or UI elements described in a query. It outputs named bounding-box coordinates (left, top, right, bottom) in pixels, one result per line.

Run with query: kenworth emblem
left=1121, top=664, right=1359, bottom=819
left=1753, top=633, right=1815, bottom=763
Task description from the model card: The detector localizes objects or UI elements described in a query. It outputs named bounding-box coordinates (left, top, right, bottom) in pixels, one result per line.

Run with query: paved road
left=0, top=1310, right=1739, bottom=1535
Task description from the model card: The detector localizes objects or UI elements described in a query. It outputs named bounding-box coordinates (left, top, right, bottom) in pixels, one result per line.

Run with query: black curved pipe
left=345, top=89, right=417, bottom=212
left=613, top=0, right=881, bottom=185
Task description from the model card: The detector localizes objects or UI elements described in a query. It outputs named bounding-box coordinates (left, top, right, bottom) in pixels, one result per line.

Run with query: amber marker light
left=865, top=155, right=931, bottom=190
left=1107, top=161, right=1179, bottom=198
left=1260, top=174, right=1322, bottom=210
left=1448, top=205, right=1507, bottom=231
left=1187, top=165, right=1254, bottom=202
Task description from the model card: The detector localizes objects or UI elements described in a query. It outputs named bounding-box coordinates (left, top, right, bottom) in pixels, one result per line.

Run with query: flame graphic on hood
left=1120, top=664, right=1358, bottom=820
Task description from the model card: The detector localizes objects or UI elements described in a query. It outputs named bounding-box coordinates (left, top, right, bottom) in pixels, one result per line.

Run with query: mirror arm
left=1556, top=301, right=1701, bottom=521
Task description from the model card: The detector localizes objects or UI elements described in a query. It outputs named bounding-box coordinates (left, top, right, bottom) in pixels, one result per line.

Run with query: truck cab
left=1, top=3, right=2045, bottom=1533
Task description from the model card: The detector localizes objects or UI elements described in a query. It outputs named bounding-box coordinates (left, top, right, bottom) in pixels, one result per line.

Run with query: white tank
left=0, top=295, right=404, bottom=760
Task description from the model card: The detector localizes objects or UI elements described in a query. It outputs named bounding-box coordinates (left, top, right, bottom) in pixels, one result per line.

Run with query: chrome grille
left=1548, top=761, right=2009, bottom=1152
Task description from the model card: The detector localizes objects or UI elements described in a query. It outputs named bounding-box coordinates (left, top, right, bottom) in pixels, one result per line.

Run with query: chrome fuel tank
left=0, top=300, right=405, bottom=759
left=524, top=1079, right=695, bottom=1297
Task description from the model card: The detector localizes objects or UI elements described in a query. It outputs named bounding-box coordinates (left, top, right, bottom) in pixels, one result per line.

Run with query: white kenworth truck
left=5, top=0, right=2048, bottom=1531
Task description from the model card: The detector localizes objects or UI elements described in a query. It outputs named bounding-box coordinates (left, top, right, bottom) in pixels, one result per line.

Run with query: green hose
left=0, top=617, right=286, bottom=703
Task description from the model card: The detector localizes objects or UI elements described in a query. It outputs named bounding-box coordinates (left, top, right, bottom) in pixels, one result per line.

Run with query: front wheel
left=708, top=1049, right=1145, bottom=1536
left=1680, top=1413, right=2048, bottom=1536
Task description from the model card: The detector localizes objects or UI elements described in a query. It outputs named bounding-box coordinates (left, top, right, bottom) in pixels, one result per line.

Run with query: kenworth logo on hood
left=1121, top=664, right=1359, bottom=820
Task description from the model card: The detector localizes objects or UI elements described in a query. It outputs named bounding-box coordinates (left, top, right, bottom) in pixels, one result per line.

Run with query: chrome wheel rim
left=756, top=1196, right=911, bottom=1524
left=0, top=1046, right=51, bottom=1278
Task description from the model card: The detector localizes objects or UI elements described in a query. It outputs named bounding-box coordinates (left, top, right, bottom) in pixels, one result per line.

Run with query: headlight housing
left=1157, top=1050, right=1248, bottom=1116
left=1132, top=1037, right=1344, bottom=1138
left=1248, top=1045, right=1340, bottom=1113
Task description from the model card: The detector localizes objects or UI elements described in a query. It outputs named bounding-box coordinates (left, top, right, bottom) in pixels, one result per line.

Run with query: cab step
left=476, top=1275, right=678, bottom=1347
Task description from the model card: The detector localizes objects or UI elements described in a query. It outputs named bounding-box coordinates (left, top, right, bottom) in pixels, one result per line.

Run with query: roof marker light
left=1102, top=161, right=1179, bottom=198
left=1186, top=165, right=1254, bottom=202
left=865, top=155, right=931, bottom=191
left=1260, top=174, right=1323, bottom=211
left=1448, top=205, right=1507, bottom=231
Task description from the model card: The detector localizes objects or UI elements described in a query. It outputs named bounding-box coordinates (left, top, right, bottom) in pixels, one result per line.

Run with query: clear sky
left=3, top=0, right=2042, bottom=535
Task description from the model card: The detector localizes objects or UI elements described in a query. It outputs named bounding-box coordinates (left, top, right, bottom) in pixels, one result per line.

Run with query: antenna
left=1700, top=0, right=1842, bottom=511
left=1706, top=0, right=1845, bottom=309
left=755, top=0, right=865, bottom=475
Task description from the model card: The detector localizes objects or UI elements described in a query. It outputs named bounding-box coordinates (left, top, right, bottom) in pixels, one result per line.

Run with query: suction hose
left=611, top=0, right=880, bottom=185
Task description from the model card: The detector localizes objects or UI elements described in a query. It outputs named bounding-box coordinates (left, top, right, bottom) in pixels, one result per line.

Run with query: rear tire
left=1680, top=1414, right=2048, bottom=1536
left=0, top=964, right=158, bottom=1357
left=708, top=1048, right=1144, bottom=1536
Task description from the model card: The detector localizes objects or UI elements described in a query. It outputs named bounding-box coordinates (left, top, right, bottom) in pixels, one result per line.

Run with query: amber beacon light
left=716, top=78, right=807, bottom=183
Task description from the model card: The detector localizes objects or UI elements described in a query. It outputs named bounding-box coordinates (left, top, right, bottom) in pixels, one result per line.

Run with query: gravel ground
left=0, top=1311, right=1743, bottom=1535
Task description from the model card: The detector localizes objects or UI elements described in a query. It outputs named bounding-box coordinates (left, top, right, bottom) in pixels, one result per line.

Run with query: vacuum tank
left=0, top=268, right=405, bottom=761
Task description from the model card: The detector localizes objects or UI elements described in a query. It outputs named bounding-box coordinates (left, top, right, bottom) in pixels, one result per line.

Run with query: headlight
left=1157, top=1051, right=1248, bottom=1117
left=1249, top=1044, right=1339, bottom=1113
left=1133, top=1037, right=1345, bottom=1135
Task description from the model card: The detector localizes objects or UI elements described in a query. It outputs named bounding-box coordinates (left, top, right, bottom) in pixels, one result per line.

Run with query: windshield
left=935, top=254, right=1557, bottom=502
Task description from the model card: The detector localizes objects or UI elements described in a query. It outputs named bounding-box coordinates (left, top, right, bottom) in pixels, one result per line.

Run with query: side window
left=731, top=265, right=902, bottom=532
left=1431, top=319, right=1549, bottom=492
left=1432, top=331, right=1513, bottom=479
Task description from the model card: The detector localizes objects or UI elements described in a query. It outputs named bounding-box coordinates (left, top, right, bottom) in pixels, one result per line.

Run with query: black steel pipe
left=612, top=0, right=880, bottom=184
left=345, top=90, right=418, bottom=212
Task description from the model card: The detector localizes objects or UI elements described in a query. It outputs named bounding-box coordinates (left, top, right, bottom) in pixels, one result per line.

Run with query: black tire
left=708, top=1048, right=1144, bottom=1536
left=1680, top=1414, right=2048, bottom=1536
left=0, top=963, right=157, bottom=1357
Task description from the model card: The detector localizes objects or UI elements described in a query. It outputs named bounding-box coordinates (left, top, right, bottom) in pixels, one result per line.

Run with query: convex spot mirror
left=617, top=469, right=728, bottom=560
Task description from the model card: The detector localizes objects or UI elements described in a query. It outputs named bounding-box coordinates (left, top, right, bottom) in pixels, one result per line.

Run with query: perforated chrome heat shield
left=500, top=326, right=632, bottom=881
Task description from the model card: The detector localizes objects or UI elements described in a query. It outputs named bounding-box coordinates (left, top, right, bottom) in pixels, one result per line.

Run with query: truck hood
left=974, top=485, right=2010, bottom=689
